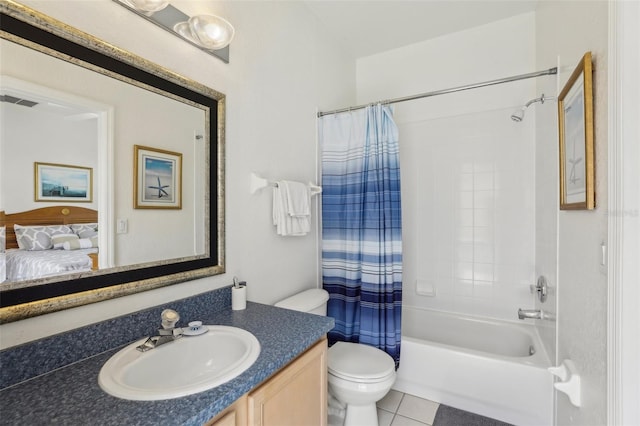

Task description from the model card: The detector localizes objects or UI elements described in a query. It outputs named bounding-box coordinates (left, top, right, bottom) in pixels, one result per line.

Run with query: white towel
left=281, top=180, right=310, bottom=216
left=272, top=181, right=311, bottom=236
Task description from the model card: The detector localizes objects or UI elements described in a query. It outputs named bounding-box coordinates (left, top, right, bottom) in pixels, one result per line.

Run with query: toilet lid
left=328, top=342, right=395, bottom=382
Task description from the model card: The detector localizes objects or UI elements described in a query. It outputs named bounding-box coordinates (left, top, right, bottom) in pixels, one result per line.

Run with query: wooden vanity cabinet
left=248, top=337, right=328, bottom=426
left=207, top=337, right=327, bottom=426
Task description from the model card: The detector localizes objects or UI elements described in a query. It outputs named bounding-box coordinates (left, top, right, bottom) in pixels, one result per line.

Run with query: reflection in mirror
left=1, top=75, right=108, bottom=283
left=0, top=0, right=225, bottom=322
left=1, top=42, right=208, bottom=273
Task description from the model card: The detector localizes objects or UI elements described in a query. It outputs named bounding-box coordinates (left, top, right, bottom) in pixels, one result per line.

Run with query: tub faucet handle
left=529, top=276, right=548, bottom=303
left=518, top=308, right=543, bottom=320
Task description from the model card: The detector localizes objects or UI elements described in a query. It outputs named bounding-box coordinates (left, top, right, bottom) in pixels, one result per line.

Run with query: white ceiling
left=303, top=0, right=538, bottom=58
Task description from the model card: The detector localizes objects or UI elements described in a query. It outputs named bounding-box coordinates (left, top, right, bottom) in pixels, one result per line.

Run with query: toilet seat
left=328, top=342, right=396, bottom=383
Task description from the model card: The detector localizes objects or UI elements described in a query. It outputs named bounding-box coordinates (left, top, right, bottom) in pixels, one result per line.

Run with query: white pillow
left=51, top=233, right=79, bottom=249
left=62, top=236, right=98, bottom=250
left=14, top=224, right=72, bottom=251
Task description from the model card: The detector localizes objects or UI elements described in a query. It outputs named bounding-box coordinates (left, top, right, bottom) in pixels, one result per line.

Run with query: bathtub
left=394, top=307, right=553, bottom=426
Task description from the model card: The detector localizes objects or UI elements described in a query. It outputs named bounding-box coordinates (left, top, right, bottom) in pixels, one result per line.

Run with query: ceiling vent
left=0, top=94, right=38, bottom=107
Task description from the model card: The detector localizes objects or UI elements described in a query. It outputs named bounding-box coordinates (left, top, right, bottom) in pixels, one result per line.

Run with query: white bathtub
left=394, top=307, right=553, bottom=426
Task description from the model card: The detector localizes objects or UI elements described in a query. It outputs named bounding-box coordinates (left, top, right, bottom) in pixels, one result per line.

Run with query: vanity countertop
left=0, top=302, right=334, bottom=425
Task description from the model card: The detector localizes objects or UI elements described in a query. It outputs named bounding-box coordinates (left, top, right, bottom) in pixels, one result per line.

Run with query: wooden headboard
left=2, top=206, right=98, bottom=250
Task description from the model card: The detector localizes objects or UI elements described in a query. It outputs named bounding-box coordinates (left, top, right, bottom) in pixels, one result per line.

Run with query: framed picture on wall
left=558, top=51, right=595, bottom=210
left=134, top=145, right=182, bottom=209
left=34, top=162, right=93, bottom=202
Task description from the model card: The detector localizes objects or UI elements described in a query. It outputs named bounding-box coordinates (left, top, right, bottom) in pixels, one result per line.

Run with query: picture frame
left=134, top=145, right=182, bottom=209
left=34, top=162, right=93, bottom=202
left=558, top=51, right=595, bottom=210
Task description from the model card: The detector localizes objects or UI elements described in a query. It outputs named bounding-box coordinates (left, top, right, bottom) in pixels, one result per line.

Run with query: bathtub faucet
left=518, top=308, right=543, bottom=320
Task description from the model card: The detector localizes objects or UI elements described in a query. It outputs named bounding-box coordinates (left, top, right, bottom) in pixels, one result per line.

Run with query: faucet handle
left=161, top=309, right=180, bottom=329
left=529, top=276, right=548, bottom=303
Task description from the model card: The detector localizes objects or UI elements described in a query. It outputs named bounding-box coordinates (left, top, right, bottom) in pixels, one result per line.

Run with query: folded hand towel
left=272, top=181, right=311, bottom=236
left=281, top=180, right=311, bottom=217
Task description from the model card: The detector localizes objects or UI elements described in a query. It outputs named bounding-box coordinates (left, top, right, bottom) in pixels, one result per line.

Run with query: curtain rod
left=317, top=67, right=558, bottom=117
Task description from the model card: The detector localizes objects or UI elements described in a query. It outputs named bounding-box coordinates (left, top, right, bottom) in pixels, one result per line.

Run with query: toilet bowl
left=275, top=289, right=397, bottom=426
left=328, top=341, right=396, bottom=426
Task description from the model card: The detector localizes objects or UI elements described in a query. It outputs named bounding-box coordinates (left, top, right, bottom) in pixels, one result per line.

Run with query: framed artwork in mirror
left=34, top=162, right=92, bottom=202
left=558, top=51, right=594, bottom=210
left=134, top=145, right=182, bottom=209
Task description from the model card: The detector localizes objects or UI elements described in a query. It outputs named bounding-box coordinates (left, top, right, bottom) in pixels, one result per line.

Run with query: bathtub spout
left=518, top=308, right=543, bottom=320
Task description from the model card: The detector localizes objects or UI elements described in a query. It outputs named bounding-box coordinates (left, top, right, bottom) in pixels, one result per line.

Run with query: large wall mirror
left=0, top=0, right=225, bottom=323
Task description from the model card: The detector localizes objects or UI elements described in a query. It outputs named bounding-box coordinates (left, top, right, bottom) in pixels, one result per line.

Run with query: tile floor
left=376, top=390, right=440, bottom=426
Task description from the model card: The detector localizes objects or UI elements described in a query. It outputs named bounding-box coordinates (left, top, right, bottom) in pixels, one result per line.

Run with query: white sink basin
left=98, top=325, right=260, bottom=400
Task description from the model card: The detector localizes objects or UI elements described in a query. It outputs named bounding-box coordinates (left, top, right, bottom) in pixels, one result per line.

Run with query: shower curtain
left=320, top=104, right=403, bottom=366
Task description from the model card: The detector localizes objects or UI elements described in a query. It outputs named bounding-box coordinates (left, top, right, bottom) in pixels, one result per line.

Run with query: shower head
left=510, top=107, right=525, bottom=122
left=510, top=93, right=555, bottom=122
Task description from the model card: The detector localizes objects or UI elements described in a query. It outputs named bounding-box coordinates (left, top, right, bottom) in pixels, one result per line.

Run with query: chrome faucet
left=518, top=308, right=543, bottom=320
left=136, top=309, right=183, bottom=352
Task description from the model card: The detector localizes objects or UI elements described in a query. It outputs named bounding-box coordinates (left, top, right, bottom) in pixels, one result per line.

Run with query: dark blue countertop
left=0, top=300, right=334, bottom=425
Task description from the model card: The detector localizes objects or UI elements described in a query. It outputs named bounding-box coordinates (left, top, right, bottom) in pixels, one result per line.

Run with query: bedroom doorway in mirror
left=0, top=75, right=113, bottom=285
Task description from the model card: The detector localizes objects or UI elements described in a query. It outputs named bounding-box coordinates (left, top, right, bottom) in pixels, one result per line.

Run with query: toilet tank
left=274, top=288, right=329, bottom=315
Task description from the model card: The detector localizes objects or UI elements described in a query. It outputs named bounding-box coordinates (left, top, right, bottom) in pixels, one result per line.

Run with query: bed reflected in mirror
left=2, top=207, right=97, bottom=284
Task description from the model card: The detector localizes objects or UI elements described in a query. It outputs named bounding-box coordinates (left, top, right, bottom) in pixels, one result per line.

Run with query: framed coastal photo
left=134, top=145, right=182, bottom=209
left=34, top=162, right=92, bottom=202
left=558, top=51, right=595, bottom=210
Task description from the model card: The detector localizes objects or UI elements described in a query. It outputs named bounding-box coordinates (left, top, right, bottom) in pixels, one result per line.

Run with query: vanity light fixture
left=115, top=0, right=234, bottom=63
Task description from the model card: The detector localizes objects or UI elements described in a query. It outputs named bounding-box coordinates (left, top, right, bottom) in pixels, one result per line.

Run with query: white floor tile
left=377, top=389, right=404, bottom=412
left=390, top=414, right=428, bottom=426
left=331, top=391, right=439, bottom=426
left=396, top=394, right=440, bottom=425
left=377, top=408, right=395, bottom=426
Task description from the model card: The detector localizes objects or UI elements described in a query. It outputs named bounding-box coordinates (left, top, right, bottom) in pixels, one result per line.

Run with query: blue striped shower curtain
left=320, top=104, right=403, bottom=367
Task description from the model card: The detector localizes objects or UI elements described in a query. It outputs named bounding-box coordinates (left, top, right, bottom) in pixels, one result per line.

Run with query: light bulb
left=188, top=15, right=235, bottom=50
left=123, top=0, right=169, bottom=13
left=173, top=21, right=198, bottom=44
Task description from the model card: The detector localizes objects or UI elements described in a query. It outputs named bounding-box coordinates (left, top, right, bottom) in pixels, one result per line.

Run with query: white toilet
left=275, top=288, right=396, bottom=426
